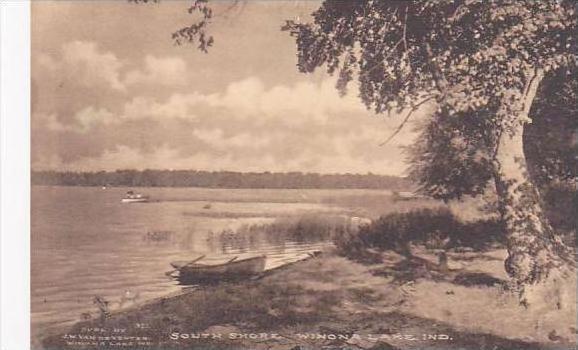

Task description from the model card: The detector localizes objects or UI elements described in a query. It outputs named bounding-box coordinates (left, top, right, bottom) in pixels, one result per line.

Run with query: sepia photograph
left=27, top=1, right=576, bottom=349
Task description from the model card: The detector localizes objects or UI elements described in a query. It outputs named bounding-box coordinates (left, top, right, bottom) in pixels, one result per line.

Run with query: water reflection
left=31, top=186, right=347, bottom=341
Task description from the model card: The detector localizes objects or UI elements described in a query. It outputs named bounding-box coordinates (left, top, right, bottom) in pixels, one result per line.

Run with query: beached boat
left=171, top=255, right=266, bottom=282
left=121, top=191, right=149, bottom=203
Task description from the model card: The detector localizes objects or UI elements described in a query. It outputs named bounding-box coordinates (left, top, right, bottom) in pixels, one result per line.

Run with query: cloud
left=215, top=77, right=367, bottom=124
left=32, top=73, right=427, bottom=175
left=35, top=41, right=125, bottom=92
left=34, top=139, right=411, bottom=175
left=35, top=41, right=191, bottom=95
left=75, top=106, right=117, bottom=131
left=89, top=76, right=368, bottom=125
left=121, top=93, right=216, bottom=121
left=192, top=128, right=271, bottom=150
left=60, top=41, right=126, bottom=91
left=35, top=107, right=116, bottom=133
left=125, top=55, right=188, bottom=86
left=34, top=112, right=75, bottom=132
left=50, top=75, right=369, bottom=129
left=31, top=3, right=425, bottom=175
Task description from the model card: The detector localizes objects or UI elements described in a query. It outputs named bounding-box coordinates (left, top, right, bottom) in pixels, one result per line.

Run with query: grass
left=42, top=250, right=576, bottom=350
left=407, top=249, right=577, bottom=345
left=232, top=214, right=350, bottom=243
left=40, top=192, right=576, bottom=349
left=204, top=214, right=356, bottom=255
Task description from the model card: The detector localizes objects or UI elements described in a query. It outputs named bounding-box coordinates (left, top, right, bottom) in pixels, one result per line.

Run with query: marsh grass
left=211, top=214, right=352, bottom=249
left=207, top=198, right=506, bottom=264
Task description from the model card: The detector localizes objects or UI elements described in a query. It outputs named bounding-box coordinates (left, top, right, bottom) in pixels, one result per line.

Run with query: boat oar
left=226, top=256, right=238, bottom=264
left=165, top=254, right=206, bottom=276
left=184, top=254, right=206, bottom=266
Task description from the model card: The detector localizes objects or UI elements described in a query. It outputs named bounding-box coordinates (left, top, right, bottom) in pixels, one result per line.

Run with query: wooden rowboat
left=170, top=255, right=266, bottom=282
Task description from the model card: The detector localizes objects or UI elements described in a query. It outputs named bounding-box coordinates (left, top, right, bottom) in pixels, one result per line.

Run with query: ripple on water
left=31, top=186, right=348, bottom=340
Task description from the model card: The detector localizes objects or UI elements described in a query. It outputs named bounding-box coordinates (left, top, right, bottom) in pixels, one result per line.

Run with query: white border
left=1, top=1, right=31, bottom=349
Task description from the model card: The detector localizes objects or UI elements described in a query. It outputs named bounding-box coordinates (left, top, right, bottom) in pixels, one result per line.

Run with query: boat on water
left=170, top=255, right=266, bottom=282
left=392, top=191, right=427, bottom=201
left=121, top=190, right=149, bottom=203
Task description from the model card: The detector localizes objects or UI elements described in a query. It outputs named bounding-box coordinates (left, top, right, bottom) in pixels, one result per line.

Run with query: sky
left=32, top=0, right=428, bottom=176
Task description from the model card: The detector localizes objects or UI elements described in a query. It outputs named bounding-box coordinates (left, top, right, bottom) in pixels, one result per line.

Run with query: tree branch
left=522, top=68, right=544, bottom=119
left=359, top=38, right=404, bottom=80
left=379, top=96, right=435, bottom=146
left=402, top=5, right=409, bottom=53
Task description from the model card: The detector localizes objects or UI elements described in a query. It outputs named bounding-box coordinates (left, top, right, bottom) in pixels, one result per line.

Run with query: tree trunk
left=493, top=68, right=574, bottom=307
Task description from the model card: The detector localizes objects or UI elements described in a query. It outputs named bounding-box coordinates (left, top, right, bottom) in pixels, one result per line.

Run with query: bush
left=358, top=208, right=460, bottom=255
left=335, top=208, right=506, bottom=258
left=333, top=225, right=383, bottom=263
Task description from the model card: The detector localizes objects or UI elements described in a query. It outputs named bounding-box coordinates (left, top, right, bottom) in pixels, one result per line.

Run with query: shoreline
left=35, top=250, right=324, bottom=348
left=40, top=249, right=575, bottom=350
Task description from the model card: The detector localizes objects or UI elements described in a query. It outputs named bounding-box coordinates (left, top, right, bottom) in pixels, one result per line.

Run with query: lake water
left=31, top=186, right=391, bottom=340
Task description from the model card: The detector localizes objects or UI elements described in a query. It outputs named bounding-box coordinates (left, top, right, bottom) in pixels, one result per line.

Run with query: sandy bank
left=42, top=249, right=576, bottom=350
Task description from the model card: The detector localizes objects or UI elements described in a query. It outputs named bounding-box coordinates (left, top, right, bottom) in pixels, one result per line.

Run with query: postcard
left=25, top=1, right=577, bottom=349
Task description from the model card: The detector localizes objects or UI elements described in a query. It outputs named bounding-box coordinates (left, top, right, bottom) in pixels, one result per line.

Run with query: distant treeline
left=31, top=170, right=411, bottom=190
